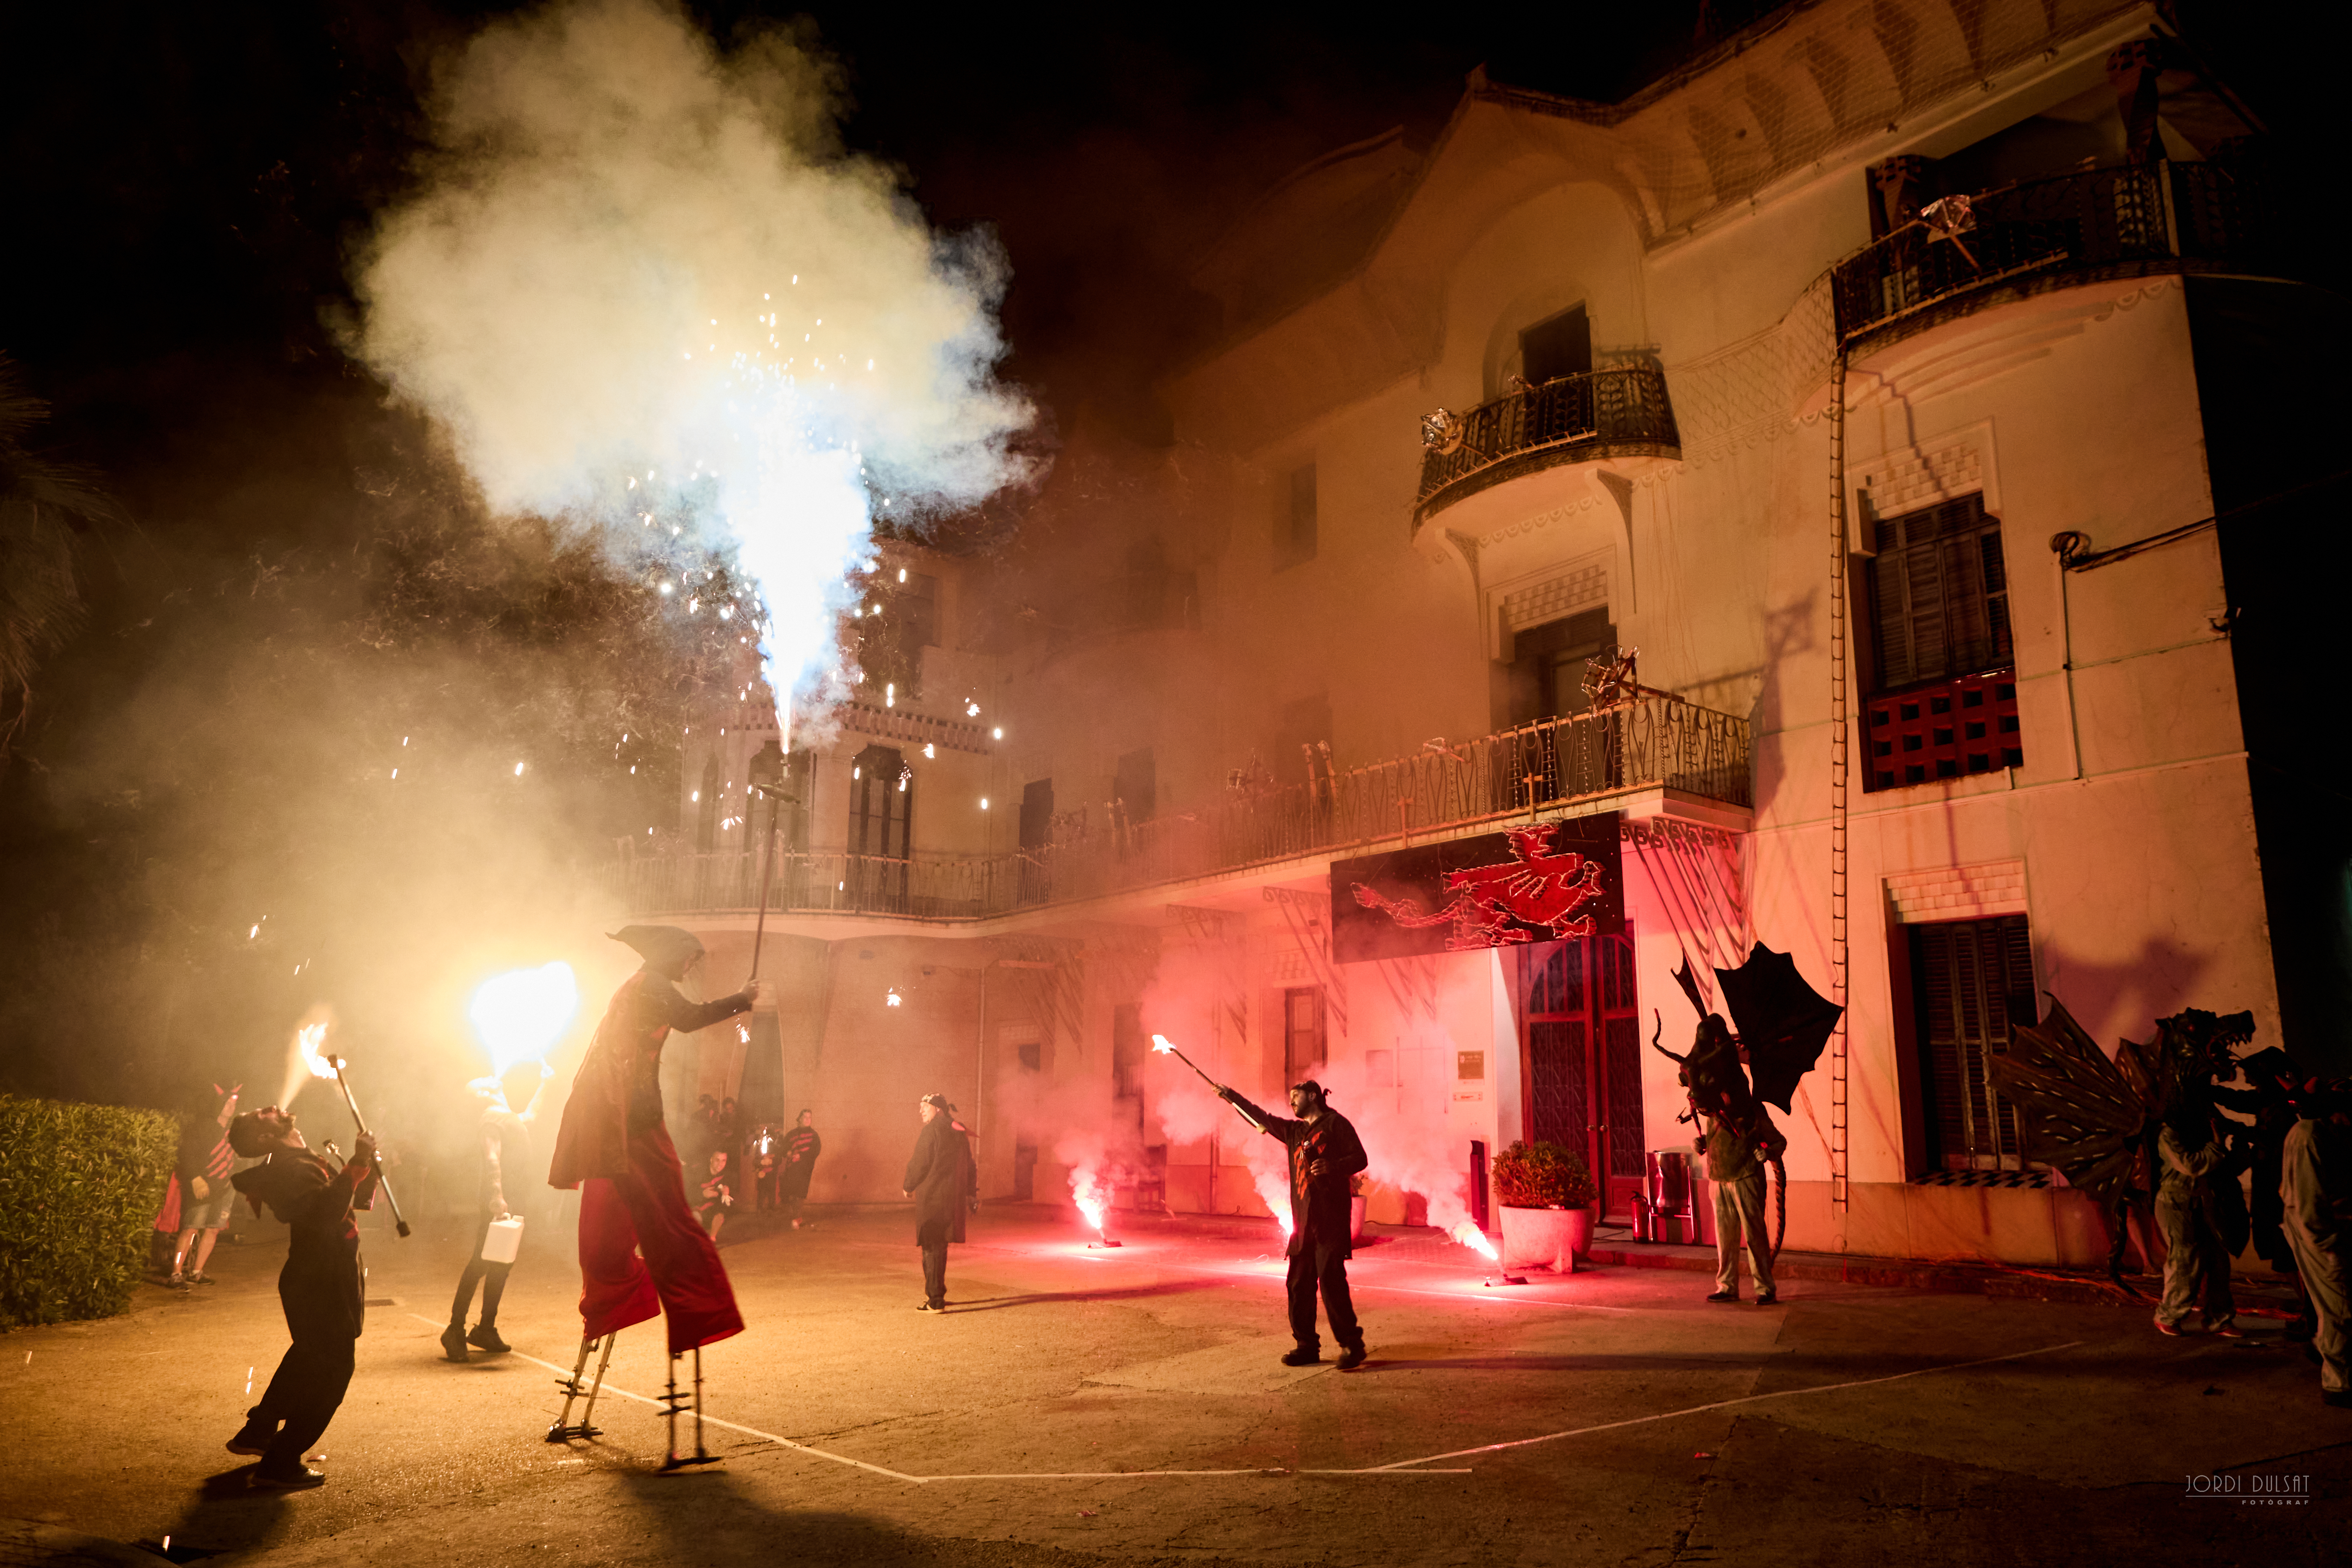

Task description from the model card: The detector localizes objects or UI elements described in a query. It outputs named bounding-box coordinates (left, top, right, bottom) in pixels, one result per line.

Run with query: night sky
left=0, top=1, right=2331, bottom=1111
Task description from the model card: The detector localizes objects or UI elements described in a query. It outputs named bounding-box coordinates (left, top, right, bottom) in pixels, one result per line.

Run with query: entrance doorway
left=1522, top=932, right=1642, bottom=1219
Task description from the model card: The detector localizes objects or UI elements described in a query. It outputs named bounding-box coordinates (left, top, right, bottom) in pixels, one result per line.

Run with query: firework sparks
left=467, top=962, right=581, bottom=1078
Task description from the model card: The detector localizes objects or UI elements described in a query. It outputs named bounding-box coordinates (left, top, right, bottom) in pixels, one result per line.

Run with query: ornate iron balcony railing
left=1831, top=154, right=2281, bottom=348
left=595, top=695, right=1750, bottom=920
left=1414, top=364, right=1680, bottom=524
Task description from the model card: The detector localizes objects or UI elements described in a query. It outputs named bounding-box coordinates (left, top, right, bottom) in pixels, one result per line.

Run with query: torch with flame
left=1149, top=1034, right=1265, bottom=1133
left=467, top=962, right=581, bottom=1079
left=292, top=1019, right=412, bottom=1240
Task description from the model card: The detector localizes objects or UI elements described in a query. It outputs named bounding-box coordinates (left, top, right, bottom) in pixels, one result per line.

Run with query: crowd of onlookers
left=686, top=1095, right=821, bottom=1240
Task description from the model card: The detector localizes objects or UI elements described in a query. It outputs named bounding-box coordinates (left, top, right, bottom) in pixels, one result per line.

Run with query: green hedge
left=0, top=1094, right=178, bottom=1329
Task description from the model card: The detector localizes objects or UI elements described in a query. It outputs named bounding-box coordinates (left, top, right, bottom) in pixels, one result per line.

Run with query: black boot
left=441, top=1322, right=470, bottom=1363
left=226, top=1417, right=278, bottom=1456
left=468, top=1322, right=511, bottom=1354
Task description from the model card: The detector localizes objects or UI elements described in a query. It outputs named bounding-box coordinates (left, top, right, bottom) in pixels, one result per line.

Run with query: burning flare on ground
left=1449, top=1220, right=1499, bottom=1261
left=1072, top=1169, right=1109, bottom=1238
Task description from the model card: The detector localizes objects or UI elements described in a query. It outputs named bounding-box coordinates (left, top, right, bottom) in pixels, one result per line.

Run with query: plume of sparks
left=467, top=962, right=582, bottom=1077
left=1072, top=1170, right=1109, bottom=1237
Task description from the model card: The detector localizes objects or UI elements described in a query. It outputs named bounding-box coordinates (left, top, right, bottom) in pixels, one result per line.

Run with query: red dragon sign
left=1350, top=823, right=1607, bottom=950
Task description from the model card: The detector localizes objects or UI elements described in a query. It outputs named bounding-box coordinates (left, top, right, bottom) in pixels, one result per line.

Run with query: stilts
left=658, top=1345, right=718, bottom=1472
left=546, top=1332, right=616, bottom=1442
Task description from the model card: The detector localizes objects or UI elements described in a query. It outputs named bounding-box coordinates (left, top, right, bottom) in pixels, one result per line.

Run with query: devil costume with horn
left=544, top=925, right=763, bottom=1461
left=1654, top=947, right=1842, bottom=1302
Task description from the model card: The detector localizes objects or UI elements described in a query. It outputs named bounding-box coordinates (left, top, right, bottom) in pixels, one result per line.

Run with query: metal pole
left=746, top=783, right=786, bottom=981
left=328, top=1058, right=411, bottom=1238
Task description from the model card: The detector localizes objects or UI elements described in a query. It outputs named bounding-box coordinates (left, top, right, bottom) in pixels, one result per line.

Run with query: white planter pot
left=1499, top=1204, right=1596, bottom=1271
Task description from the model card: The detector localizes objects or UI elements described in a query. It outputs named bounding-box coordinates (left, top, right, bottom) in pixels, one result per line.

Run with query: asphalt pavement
left=2, top=1203, right=2344, bottom=1566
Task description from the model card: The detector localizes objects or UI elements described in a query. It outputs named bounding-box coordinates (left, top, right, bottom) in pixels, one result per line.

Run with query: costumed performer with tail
left=545, top=925, right=764, bottom=1463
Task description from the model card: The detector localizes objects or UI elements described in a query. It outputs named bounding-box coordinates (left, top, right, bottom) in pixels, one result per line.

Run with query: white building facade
left=616, top=0, right=2339, bottom=1270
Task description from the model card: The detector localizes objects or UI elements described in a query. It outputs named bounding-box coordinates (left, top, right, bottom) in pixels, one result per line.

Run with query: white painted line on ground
left=406, top=1314, right=918, bottom=1482
left=413, top=1314, right=1424, bottom=1484
left=1354, top=1339, right=2086, bottom=1472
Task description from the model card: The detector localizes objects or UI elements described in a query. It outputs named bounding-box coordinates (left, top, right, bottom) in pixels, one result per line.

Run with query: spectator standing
left=777, top=1109, right=821, bottom=1228
left=903, top=1094, right=973, bottom=1311
left=697, top=1150, right=735, bottom=1241
left=170, top=1083, right=242, bottom=1289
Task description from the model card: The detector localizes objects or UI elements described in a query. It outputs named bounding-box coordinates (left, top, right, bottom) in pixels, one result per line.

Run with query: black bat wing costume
left=1655, top=944, right=1843, bottom=1263
left=1713, top=945, right=1844, bottom=1115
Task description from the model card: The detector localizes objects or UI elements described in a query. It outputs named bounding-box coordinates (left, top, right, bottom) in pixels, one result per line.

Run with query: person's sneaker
left=1705, top=1289, right=1738, bottom=1304
left=2208, top=1322, right=2245, bottom=1339
left=916, top=1302, right=942, bottom=1313
left=2322, top=1388, right=2352, bottom=1409
left=249, top=1466, right=326, bottom=1491
left=1754, top=1292, right=1779, bottom=1307
left=192, top=1273, right=218, bottom=1286
left=225, top=1419, right=277, bottom=1457
left=1336, top=1346, right=1367, bottom=1371
left=2154, top=1317, right=2184, bottom=1337
left=167, top=1274, right=189, bottom=1291
left=1280, top=1347, right=1322, bottom=1367
left=467, top=1323, right=511, bottom=1354
left=440, top=1323, right=470, bottom=1363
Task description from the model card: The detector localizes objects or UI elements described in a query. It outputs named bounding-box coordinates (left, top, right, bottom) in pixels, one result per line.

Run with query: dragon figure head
left=2160, top=1007, right=2257, bottom=1092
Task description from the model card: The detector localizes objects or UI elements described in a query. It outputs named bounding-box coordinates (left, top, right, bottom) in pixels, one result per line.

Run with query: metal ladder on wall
left=1825, top=351, right=1851, bottom=1229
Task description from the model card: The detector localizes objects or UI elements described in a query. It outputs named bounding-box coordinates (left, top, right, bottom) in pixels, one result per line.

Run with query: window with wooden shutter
left=1909, top=914, right=2036, bottom=1170
left=1865, top=494, right=2021, bottom=790
left=1869, top=494, right=2012, bottom=690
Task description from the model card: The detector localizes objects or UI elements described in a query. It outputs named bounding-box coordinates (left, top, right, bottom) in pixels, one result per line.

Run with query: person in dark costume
left=1216, top=1079, right=1370, bottom=1368
left=2216, top=1047, right=2315, bottom=1340
left=902, top=1093, right=974, bottom=1311
left=442, top=1062, right=544, bottom=1362
left=548, top=925, right=761, bottom=1355
left=223, top=1105, right=380, bottom=1490
left=778, top=1108, right=821, bottom=1228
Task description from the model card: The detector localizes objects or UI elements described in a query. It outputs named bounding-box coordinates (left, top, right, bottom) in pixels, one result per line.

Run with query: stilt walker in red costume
left=545, top=925, right=764, bottom=1467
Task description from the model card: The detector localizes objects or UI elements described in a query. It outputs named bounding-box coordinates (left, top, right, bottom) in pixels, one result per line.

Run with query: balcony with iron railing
left=594, top=693, right=1751, bottom=922
left=1413, top=364, right=1681, bottom=526
left=1831, top=154, right=2283, bottom=350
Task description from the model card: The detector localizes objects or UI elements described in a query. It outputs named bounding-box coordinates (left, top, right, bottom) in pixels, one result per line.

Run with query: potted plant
left=1490, top=1140, right=1597, bottom=1271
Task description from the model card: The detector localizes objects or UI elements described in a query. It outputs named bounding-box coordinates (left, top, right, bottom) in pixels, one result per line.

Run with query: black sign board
left=1329, top=814, right=1624, bottom=965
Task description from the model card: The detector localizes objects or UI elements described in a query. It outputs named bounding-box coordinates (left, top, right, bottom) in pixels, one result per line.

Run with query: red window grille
left=1865, top=669, right=2021, bottom=791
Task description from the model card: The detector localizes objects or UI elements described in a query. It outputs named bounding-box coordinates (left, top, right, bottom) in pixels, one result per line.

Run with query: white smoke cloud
left=348, top=0, right=1029, bottom=701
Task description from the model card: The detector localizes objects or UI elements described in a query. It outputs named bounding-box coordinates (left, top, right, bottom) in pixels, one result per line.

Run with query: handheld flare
left=1150, top=1035, right=1264, bottom=1132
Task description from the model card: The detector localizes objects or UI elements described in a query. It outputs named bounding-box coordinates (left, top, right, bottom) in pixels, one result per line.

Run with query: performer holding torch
left=222, top=1104, right=381, bottom=1489
left=1154, top=1035, right=1370, bottom=1369
left=545, top=925, right=763, bottom=1463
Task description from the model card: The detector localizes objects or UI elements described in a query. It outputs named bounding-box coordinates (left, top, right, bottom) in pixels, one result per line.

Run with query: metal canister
left=1646, top=1150, right=1696, bottom=1244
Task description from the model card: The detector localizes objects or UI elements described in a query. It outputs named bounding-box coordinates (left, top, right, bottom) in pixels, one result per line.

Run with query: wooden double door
left=1521, top=933, right=1644, bottom=1219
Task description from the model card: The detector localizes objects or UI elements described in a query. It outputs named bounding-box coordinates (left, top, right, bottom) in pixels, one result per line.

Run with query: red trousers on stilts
left=577, top=1123, right=743, bottom=1354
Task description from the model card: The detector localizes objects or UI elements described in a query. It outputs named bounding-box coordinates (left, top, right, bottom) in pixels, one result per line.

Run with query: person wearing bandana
left=222, top=1105, right=380, bottom=1489
left=548, top=925, right=764, bottom=1357
left=1215, top=1079, right=1370, bottom=1368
